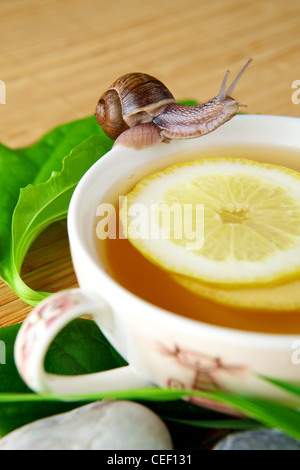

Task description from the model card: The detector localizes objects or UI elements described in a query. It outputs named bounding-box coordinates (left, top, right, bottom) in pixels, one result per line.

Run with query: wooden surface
left=0, top=0, right=299, bottom=327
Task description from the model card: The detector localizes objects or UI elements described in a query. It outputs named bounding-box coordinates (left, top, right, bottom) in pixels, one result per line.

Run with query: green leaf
left=44, top=319, right=127, bottom=375
left=178, top=99, right=199, bottom=106
left=0, top=117, right=113, bottom=304
left=12, top=134, right=112, bottom=305
left=0, top=145, right=38, bottom=285
left=258, top=376, right=300, bottom=399
left=16, top=116, right=102, bottom=185
left=164, top=417, right=262, bottom=430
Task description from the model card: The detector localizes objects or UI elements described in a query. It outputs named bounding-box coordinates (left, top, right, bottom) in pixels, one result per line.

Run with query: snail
left=95, top=58, right=252, bottom=149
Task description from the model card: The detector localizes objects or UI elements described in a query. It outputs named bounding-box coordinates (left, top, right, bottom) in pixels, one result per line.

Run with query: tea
left=95, top=145, right=300, bottom=334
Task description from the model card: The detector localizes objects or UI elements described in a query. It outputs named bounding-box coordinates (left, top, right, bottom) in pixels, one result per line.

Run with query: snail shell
left=95, top=73, right=176, bottom=140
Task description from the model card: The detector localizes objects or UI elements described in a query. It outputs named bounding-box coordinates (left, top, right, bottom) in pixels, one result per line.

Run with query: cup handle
left=14, top=289, right=154, bottom=395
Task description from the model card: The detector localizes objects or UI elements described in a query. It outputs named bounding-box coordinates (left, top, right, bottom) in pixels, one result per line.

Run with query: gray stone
left=213, top=429, right=300, bottom=450
left=0, top=400, right=173, bottom=450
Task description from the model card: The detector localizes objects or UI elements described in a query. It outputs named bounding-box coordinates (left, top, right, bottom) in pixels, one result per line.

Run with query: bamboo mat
left=0, top=0, right=299, bottom=327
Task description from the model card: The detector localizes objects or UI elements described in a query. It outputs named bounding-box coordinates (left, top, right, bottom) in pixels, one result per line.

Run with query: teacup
left=14, top=115, right=300, bottom=410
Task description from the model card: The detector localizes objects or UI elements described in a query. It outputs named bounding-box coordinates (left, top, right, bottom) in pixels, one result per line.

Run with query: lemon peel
left=173, top=273, right=300, bottom=311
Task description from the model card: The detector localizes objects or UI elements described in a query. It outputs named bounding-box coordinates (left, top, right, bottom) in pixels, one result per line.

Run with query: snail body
left=95, top=59, right=252, bottom=149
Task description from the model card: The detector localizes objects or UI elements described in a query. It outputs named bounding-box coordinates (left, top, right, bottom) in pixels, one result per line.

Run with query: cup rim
left=68, top=113, right=300, bottom=347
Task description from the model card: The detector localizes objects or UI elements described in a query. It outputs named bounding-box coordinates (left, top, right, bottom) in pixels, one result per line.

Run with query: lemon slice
left=120, top=158, right=300, bottom=286
left=173, top=274, right=300, bottom=311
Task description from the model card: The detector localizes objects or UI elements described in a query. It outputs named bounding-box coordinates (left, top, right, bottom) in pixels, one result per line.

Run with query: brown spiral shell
left=95, top=73, right=175, bottom=140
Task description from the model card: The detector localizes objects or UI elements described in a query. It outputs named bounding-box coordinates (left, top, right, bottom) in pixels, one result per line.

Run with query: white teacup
left=14, top=115, right=300, bottom=410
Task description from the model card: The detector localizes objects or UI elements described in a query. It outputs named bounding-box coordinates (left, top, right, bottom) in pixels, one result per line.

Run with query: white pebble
left=0, top=401, right=173, bottom=450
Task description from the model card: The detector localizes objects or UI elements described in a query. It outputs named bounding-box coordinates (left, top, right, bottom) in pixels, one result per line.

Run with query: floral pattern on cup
left=160, top=344, right=247, bottom=415
left=15, top=290, right=86, bottom=387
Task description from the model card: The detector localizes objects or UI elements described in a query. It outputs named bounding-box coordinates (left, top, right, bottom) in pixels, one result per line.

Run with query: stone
left=213, top=429, right=300, bottom=450
left=0, top=400, right=173, bottom=450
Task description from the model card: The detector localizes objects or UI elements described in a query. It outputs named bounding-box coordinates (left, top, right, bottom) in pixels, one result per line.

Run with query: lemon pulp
left=120, top=157, right=300, bottom=288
